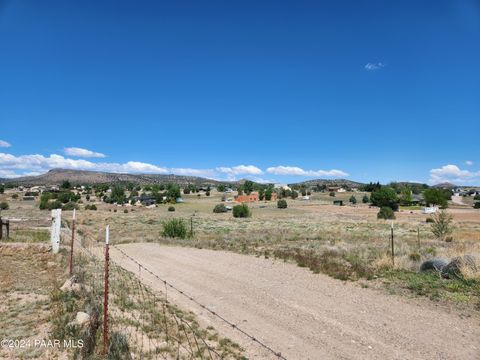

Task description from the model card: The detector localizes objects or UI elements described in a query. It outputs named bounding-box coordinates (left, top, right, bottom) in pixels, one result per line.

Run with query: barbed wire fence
left=65, top=220, right=256, bottom=359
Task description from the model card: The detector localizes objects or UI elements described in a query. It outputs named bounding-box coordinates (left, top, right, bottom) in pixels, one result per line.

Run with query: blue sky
left=0, top=0, right=479, bottom=184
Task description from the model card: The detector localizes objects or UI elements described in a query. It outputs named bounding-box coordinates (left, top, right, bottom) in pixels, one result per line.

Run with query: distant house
left=235, top=192, right=260, bottom=203
left=411, top=194, right=424, bottom=205
left=235, top=191, right=278, bottom=203
left=138, top=195, right=156, bottom=206
left=327, top=186, right=346, bottom=193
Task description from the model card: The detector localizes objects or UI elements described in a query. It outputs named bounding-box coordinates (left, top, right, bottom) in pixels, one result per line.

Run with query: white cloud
left=170, top=168, right=217, bottom=178
left=216, top=165, right=263, bottom=175
left=0, top=140, right=11, bottom=148
left=364, top=62, right=385, bottom=71
left=0, top=153, right=261, bottom=180
left=0, top=152, right=168, bottom=175
left=429, top=164, right=480, bottom=184
left=465, top=160, right=474, bottom=166
left=64, top=147, right=106, bottom=158
left=0, top=152, right=352, bottom=182
left=266, top=166, right=349, bottom=177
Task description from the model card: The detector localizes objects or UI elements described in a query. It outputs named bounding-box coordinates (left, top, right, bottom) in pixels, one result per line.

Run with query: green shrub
left=123, top=209, right=128, bottom=213
left=12, top=194, right=18, bottom=199
left=85, top=204, right=97, bottom=211
left=426, top=217, right=434, bottom=223
left=377, top=206, right=395, bottom=220
left=168, top=206, right=175, bottom=212
left=213, top=204, right=228, bottom=213
left=40, top=200, right=62, bottom=210
left=162, top=219, right=188, bottom=238
left=474, top=194, right=480, bottom=201
left=409, top=251, right=421, bottom=261
left=362, top=195, right=369, bottom=203
left=329, top=191, right=335, bottom=197
left=349, top=196, right=357, bottom=204
left=233, top=204, right=251, bottom=218
left=0, top=202, right=9, bottom=210
left=474, top=202, right=480, bottom=209
left=277, top=199, right=288, bottom=209
left=62, top=202, right=79, bottom=211
left=431, top=210, right=454, bottom=241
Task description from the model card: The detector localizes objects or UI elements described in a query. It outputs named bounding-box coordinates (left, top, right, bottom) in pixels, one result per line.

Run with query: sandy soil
left=111, top=243, right=480, bottom=360
left=452, top=195, right=468, bottom=206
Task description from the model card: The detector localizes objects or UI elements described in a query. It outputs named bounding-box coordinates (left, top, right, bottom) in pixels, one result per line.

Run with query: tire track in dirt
left=111, top=243, right=480, bottom=360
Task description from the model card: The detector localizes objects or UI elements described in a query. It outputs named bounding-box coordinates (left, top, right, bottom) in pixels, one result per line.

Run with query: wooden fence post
left=103, top=225, right=110, bottom=357
left=391, top=221, right=395, bottom=267
left=69, top=209, right=76, bottom=275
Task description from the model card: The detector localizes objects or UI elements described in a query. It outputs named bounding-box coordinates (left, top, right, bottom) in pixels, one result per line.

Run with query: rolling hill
left=1, top=169, right=230, bottom=187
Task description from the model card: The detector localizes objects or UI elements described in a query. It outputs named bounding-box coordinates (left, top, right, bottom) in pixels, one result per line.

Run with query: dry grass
left=2, top=190, right=480, bottom=308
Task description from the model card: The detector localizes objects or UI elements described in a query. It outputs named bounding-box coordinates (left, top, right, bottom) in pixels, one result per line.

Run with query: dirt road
left=452, top=195, right=467, bottom=206
left=111, top=243, right=479, bottom=360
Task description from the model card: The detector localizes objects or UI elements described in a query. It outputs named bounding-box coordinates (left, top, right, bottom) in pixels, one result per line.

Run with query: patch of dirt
left=112, top=243, right=480, bottom=360
left=0, top=243, right=67, bottom=359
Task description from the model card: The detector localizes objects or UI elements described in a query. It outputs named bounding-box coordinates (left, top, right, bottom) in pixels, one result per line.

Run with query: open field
left=1, top=188, right=480, bottom=359
left=2, top=189, right=480, bottom=305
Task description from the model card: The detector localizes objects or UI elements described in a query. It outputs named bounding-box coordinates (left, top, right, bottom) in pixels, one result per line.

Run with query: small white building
left=423, top=206, right=438, bottom=214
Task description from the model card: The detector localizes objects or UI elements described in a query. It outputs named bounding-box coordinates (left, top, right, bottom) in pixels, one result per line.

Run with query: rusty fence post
left=391, top=221, right=395, bottom=267
left=69, top=209, right=76, bottom=276
left=103, top=225, right=110, bottom=357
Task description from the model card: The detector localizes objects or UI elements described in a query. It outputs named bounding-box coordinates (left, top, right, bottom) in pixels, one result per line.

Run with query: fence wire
left=68, top=227, right=245, bottom=359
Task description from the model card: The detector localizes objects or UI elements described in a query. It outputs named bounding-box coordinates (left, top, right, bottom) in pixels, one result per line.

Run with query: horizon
left=1, top=1, right=479, bottom=185
left=1, top=167, right=475, bottom=187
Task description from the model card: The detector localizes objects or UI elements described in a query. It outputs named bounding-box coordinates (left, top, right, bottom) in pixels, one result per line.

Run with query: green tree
left=167, top=184, right=181, bottom=202
left=349, top=195, right=357, bottom=204
left=0, top=202, right=9, bottom=210
left=423, top=189, right=449, bottom=208
left=277, top=199, right=287, bottom=209
left=0, top=184, right=4, bottom=194
left=258, top=188, right=265, bottom=200
left=217, top=184, right=226, bottom=192
left=265, top=188, right=273, bottom=201
left=61, top=180, right=71, bottom=189
left=243, top=180, right=254, bottom=195
left=400, top=188, right=413, bottom=206
left=370, top=187, right=399, bottom=211
left=362, top=195, right=370, bottom=204
left=111, top=186, right=126, bottom=204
